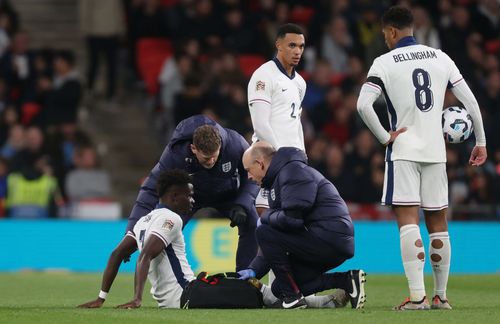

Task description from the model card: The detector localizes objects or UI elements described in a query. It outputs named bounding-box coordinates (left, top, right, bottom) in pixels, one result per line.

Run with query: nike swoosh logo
left=282, top=299, right=300, bottom=308
left=281, top=88, right=287, bottom=92
left=349, top=278, right=358, bottom=298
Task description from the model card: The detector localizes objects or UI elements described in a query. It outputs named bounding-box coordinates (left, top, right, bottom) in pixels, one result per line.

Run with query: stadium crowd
left=0, top=0, right=498, bottom=219
left=0, top=1, right=111, bottom=218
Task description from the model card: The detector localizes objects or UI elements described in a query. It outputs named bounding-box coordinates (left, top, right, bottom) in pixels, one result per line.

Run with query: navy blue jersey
left=261, top=147, right=353, bottom=244
left=126, top=115, right=259, bottom=233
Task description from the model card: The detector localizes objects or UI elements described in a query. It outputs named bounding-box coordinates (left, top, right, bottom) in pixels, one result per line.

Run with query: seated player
left=116, top=169, right=195, bottom=308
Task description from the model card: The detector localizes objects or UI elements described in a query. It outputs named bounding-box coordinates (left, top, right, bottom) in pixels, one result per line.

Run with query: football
left=442, top=106, right=473, bottom=143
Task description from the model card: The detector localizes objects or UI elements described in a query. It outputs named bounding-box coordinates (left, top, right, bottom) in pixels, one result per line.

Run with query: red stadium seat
left=21, top=102, right=41, bottom=126
left=289, top=7, right=315, bottom=25
left=159, top=0, right=177, bottom=7
left=237, top=54, right=266, bottom=78
left=485, top=40, right=500, bottom=54
left=136, top=38, right=173, bottom=95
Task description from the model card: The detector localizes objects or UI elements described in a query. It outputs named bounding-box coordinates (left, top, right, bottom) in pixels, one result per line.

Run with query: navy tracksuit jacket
left=126, top=115, right=259, bottom=270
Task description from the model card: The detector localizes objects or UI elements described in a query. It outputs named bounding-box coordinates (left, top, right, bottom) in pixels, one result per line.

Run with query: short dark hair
left=193, top=125, right=221, bottom=154
left=276, top=23, right=304, bottom=40
left=382, top=6, right=414, bottom=29
left=157, top=169, right=192, bottom=197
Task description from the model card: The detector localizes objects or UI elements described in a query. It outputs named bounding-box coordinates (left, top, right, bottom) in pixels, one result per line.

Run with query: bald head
left=242, top=141, right=276, bottom=185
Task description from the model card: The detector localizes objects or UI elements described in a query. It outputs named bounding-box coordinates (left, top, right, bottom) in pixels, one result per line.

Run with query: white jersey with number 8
left=364, top=44, right=463, bottom=163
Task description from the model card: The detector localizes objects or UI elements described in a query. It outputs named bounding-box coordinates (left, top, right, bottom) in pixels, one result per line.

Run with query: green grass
left=0, top=273, right=498, bottom=324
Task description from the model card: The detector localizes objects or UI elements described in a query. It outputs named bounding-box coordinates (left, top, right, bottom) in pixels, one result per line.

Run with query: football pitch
left=1, top=273, right=498, bottom=324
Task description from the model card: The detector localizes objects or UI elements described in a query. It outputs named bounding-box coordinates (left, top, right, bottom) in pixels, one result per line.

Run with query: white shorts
left=382, top=160, right=448, bottom=210
left=256, top=188, right=269, bottom=209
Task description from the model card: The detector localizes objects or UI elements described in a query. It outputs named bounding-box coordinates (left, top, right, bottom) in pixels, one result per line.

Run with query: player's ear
left=190, top=144, right=197, bottom=154
left=275, top=39, right=281, bottom=52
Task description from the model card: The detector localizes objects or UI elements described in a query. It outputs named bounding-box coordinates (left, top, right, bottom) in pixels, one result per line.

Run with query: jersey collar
left=156, top=203, right=169, bottom=210
left=395, top=36, right=417, bottom=48
left=273, top=57, right=296, bottom=79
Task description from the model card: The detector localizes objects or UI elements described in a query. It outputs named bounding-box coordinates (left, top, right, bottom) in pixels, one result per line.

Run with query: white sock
left=429, top=231, right=451, bottom=300
left=261, top=284, right=279, bottom=305
left=268, top=270, right=275, bottom=285
left=304, top=295, right=336, bottom=308
left=400, top=224, right=426, bottom=301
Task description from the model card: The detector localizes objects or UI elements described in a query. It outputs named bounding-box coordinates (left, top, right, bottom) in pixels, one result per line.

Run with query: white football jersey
left=247, top=58, right=307, bottom=151
left=364, top=40, right=464, bottom=163
left=133, top=208, right=195, bottom=308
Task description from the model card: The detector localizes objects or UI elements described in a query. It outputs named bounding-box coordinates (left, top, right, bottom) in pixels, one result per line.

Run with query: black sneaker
left=348, top=270, right=366, bottom=309
left=282, top=295, right=307, bottom=309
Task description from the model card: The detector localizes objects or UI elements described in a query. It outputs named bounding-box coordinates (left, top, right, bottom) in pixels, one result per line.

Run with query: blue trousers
left=256, top=223, right=354, bottom=298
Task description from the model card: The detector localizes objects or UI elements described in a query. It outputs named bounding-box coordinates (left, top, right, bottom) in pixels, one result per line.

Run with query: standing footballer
left=357, top=6, right=487, bottom=310
left=247, top=23, right=307, bottom=212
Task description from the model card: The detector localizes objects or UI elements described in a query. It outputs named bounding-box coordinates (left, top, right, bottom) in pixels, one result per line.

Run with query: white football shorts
left=382, top=160, right=448, bottom=210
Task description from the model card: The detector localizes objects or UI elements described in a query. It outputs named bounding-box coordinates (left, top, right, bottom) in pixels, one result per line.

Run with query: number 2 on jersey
left=412, top=68, right=434, bottom=112
left=290, top=103, right=297, bottom=118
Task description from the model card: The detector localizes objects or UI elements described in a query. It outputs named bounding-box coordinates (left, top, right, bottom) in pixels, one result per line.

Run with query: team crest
left=255, top=80, right=265, bottom=91
left=270, top=189, right=276, bottom=201
left=222, top=162, right=232, bottom=173
left=162, top=219, right=174, bottom=231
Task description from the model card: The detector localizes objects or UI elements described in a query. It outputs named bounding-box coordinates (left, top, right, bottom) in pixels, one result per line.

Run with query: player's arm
left=450, top=80, right=487, bottom=166
left=116, top=235, right=166, bottom=309
left=77, top=235, right=138, bottom=308
left=356, top=77, right=394, bottom=145
left=248, top=101, right=280, bottom=149
left=248, top=70, right=280, bottom=149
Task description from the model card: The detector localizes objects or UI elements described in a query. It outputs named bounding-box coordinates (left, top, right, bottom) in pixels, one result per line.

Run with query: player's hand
left=469, top=145, right=487, bottom=166
left=237, top=269, right=256, bottom=280
left=116, top=299, right=141, bottom=309
left=77, top=298, right=105, bottom=308
left=229, top=205, right=247, bottom=227
left=384, top=127, right=407, bottom=146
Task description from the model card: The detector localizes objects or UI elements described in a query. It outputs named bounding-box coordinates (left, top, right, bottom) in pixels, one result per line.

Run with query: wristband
left=98, top=290, right=108, bottom=299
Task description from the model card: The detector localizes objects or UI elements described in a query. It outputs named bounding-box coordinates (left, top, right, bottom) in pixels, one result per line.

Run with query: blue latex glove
left=237, top=269, right=256, bottom=280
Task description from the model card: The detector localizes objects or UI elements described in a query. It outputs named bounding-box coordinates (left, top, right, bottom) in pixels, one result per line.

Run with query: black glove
left=228, top=205, right=247, bottom=228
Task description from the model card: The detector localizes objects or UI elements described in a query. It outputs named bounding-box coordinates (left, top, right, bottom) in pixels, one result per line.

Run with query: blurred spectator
left=159, top=47, right=196, bottom=143
left=221, top=6, right=259, bottom=54
left=6, top=154, right=59, bottom=218
left=0, top=123, right=24, bottom=159
left=9, top=125, right=45, bottom=172
left=0, top=0, right=18, bottom=35
left=80, top=0, right=125, bottom=100
left=302, top=58, right=332, bottom=111
left=0, top=12, right=11, bottom=57
left=43, top=50, right=81, bottom=129
left=320, top=16, right=352, bottom=73
left=65, top=144, right=111, bottom=203
left=0, top=156, right=7, bottom=216
left=344, top=129, right=379, bottom=202
left=412, top=5, right=441, bottom=49
left=323, top=143, right=356, bottom=201
left=0, top=31, right=36, bottom=104
left=173, top=73, right=206, bottom=124
left=471, top=0, right=500, bottom=41
left=0, top=105, right=18, bottom=145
